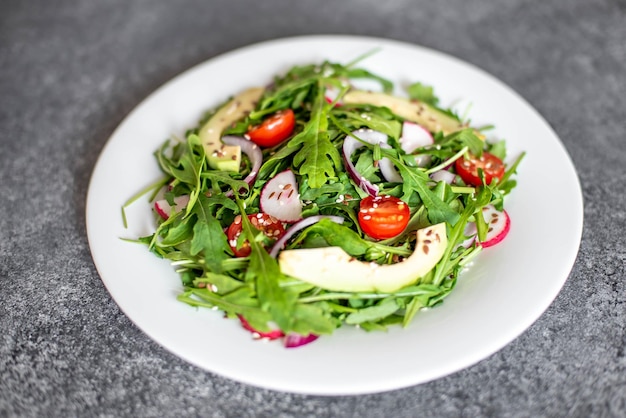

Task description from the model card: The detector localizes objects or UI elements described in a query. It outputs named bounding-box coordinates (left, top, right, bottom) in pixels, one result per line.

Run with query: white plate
left=86, top=35, right=583, bottom=395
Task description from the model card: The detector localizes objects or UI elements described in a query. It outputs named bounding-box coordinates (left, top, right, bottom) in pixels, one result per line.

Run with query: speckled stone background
left=1, top=0, right=625, bottom=417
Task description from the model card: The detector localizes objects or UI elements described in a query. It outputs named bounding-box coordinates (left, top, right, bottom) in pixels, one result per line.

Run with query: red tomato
left=358, top=195, right=410, bottom=240
left=455, top=152, right=505, bottom=186
left=246, top=109, right=296, bottom=147
left=226, top=213, right=285, bottom=257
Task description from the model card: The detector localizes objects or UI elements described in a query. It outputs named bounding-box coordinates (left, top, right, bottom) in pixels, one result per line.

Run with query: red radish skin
left=238, top=315, right=284, bottom=340
left=154, top=195, right=190, bottom=220
left=479, top=205, right=511, bottom=248
left=324, top=85, right=342, bottom=106
left=260, top=169, right=302, bottom=222
left=284, top=333, right=319, bottom=348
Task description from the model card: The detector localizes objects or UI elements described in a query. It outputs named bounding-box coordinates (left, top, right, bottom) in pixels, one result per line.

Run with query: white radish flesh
left=324, top=85, right=342, bottom=106
left=480, top=205, right=511, bottom=247
left=154, top=195, right=190, bottom=220
left=399, top=121, right=434, bottom=153
left=260, top=169, right=302, bottom=222
left=400, top=121, right=434, bottom=168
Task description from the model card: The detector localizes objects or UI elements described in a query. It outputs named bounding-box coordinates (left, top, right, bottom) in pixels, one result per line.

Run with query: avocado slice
left=199, top=87, right=264, bottom=172
left=278, top=223, right=448, bottom=293
left=342, top=90, right=466, bottom=135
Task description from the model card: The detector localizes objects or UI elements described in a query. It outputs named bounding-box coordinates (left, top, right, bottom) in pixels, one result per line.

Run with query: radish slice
left=284, top=333, right=319, bottom=348
left=154, top=195, right=190, bottom=220
left=400, top=121, right=434, bottom=168
left=460, top=222, right=477, bottom=248
left=269, top=215, right=345, bottom=258
left=399, top=121, right=434, bottom=152
left=460, top=205, right=511, bottom=248
left=429, top=170, right=456, bottom=184
left=324, top=85, right=342, bottom=106
left=480, top=205, right=511, bottom=248
left=260, top=169, right=302, bottom=222
left=238, top=315, right=284, bottom=340
left=222, top=135, right=263, bottom=197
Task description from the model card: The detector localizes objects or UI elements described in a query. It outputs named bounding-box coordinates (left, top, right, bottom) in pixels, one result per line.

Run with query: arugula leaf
left=407, top=82, right=439, bottom=106
left=345, top=298, right=399, bottom=325
left=291, top=303, right=337, bottom=335
left=392, top=160, right=461, bottom=226
left=236, top=198, right=296, bottom=332
left=287, top=83, right=341, bottom=188
left=190, top=194, right=231, bottom=273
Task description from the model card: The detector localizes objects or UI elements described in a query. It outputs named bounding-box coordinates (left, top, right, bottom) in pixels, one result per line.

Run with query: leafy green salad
left=124, top=57, right=524, bottom=348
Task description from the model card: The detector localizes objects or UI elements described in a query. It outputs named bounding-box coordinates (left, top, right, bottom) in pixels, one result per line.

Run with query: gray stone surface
left=1, top=0, right=625, bottom=416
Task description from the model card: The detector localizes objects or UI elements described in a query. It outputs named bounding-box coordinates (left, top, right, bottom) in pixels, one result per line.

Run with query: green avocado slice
left=278, top=223, right=448, bottom=293
left=343, top=90, right=467, bottom=135
left=199, top=87, right=264, bottom=172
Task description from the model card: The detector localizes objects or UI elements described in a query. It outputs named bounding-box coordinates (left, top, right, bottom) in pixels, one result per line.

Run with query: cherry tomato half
left=358, top=195, right=410, bottom=240
left=226, top=213, right=285, bottom=257
left=246, top=109, right=296, bottom=147
left=455, top=152, right=505, bottom=186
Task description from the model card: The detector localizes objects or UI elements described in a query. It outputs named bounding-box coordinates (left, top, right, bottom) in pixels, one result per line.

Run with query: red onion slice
left=342, top=129, right=394, bottom=195
left=221, top=135, right=263, bottom=197
left=284, top=333, right=319, bottom=348
left=269, top=215, right=344, bottom=258
left=429, top=170, right=457, bottom=184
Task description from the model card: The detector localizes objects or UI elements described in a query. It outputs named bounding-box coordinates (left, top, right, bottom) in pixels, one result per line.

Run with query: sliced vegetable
left=324, top=85, right=342, bottom=106
left=342, top=90, right=466, bottom=135
left=200, top=87, right=264, bottom=172
left=429, top=170, right=456, bottom=184
left=154, top=195, right=190, bottom=220
left=284, top=333, right=319, bottom=348
left=226, top=213, right=286, bottom=257
left=461, top=204, right=511, bottom=248
left=269, top=215, right=345, bottom=258
left=247, top=109, right=296, bottom=147
left=342, top=129, right=397, bottom=194
left=399, top=121, right=434, bottom=152
left=455, top=152, right=505, bottom=186
left=358, top=195, right=410, bottom=240
left=259, top=169, right=302, bottom=222
left=479, top=204, right=511, bottom=247
left=238, top=315, right=284, bottom=340
left=221, top=135, right=263, bottom=197
left=278, top=223, right=448, bottom=293
left=400, top=121, right=433, bottom=167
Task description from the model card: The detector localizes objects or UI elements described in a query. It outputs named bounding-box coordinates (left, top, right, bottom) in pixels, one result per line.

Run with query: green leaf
left=194, top=272, right=244, bottom=295
left=345, top=299, right=399, bottom=325
left=293, top=219, right=371, bottom=256
left=394, top=162, right=461, bottom=225
left=407, top=82, right=439, bottom=106
left=237, top=198, right=296, bottom=332
left=190, top=194, right=231, bottom=273
left=291, top=303, right=338, bottom=335
left=288, top=84, right=341, bottom=188
left=159, top=214, right=195, bottom=247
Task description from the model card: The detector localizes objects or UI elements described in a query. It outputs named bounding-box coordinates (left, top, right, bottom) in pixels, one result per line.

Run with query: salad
left=124, top=57, right=524, bottom=348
